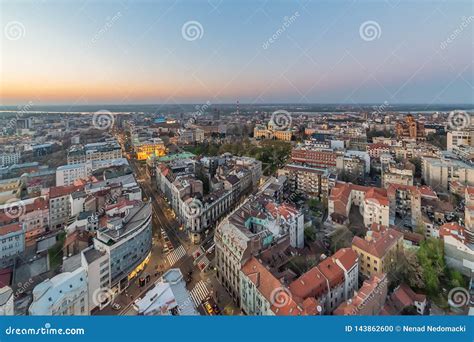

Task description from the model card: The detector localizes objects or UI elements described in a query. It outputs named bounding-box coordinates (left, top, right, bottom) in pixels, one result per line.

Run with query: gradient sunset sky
left=0, top=0, right=472, bottom=106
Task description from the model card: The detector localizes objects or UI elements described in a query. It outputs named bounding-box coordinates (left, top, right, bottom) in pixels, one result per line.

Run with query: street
left=94, top=134, right=237, bottom=316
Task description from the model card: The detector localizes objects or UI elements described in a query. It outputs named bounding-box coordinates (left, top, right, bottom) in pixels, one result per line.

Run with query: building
left=395, top=114, right=425, bottom=142
left=291, top=148, right=337, bottom=169
left=240, top=257, right=315, bottom=316
left=382, top=165, right=414, bottom=188
left=0, top=286, right=14, bottom=315
left=0, top=223, right=25, bottom=268
left=439, top=222, right=474, bottom=277
left=215, top=191, right=304, bottom=303
left=134, top=138, right=166, bottom=160
left=422, top=154, right=474, bottom=191
left=48, top=185, right=84, bottom=229
left=133, top=268, right=198, bottom=315
left=67, top=141, right=122, bottom=165
left=447, top=130, right=474, bottom=151
left=334, top=274, right=388, bottom=315
left=156, top=155, right=262, bottom=243
left=0, top=151, right=21, bottom=167
left=328, top=182, right=390, bottom=228
left=29, top=267, right=89, bottom=315
left=367, top=143, right=390, bottom=160
left=386, top=183, right=426, bottom=228
left=382, top=283, right=427, bottom=315
left=288, top=248, right=359, bottom=314
left=56, top=158, right=129, bottom=186
left=464, top=187, right=474, bottom=245
left=277, top=164, right=329, bottom=199
left=93, top=201, right=152, bottom=292
left=253, top=122, right=293, bottom=141
left=0, top=197, right=49, bottom=241
left=351, top=224, right=404, bottom=278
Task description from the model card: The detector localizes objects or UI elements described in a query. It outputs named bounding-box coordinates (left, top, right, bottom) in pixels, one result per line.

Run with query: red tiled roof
left=333, top=248, right=358, bottom=271
left=49, top=185, right=83, bottom=198
left=333, top=274, right=387, bottom=315
left=0, top=223, right=22, bottom=236
left=241, top=257, right=308, bottom=316
left=439, top=222, right=465, bottom=243
left=352, top=226, right=403, bottom=259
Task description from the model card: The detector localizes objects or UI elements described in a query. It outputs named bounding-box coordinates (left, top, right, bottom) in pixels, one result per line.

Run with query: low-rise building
left=133, top=269, right=198, bottom=316
left=334, top=274, right=388, bottom=315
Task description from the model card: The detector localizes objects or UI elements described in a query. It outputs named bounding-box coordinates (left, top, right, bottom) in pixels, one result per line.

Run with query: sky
left=0, top=0, right=473, bottom=106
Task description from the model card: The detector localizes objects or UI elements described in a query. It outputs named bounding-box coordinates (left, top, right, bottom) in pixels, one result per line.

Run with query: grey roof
left=0, top=286, right=13, bottom=307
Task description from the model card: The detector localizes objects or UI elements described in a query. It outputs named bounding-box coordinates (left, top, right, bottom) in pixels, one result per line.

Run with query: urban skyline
left=1, top=0, right=473, bottom=105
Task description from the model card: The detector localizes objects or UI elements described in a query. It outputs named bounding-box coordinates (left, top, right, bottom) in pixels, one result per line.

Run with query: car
left=203, top=301, right=214, bottom=315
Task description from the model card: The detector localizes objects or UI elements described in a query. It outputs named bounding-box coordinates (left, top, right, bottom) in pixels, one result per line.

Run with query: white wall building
left=29, top=267, right=89, bottom=315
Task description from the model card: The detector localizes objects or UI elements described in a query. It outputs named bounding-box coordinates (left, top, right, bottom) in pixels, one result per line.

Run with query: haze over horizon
left=1, top=0, right=473, bottom=106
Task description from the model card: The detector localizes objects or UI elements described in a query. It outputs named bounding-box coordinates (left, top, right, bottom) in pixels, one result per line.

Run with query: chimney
left=365, top=231, right=373, bottom=242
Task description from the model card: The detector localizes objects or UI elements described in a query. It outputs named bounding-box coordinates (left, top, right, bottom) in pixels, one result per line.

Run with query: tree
left=329, top=227, right=353, bottom=253
left=417, top=238, right=445, bottom=296
left=387, top=250, right=424, bottom=290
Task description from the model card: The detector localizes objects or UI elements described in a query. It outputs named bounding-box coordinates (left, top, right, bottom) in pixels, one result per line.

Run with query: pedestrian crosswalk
left=166, top=245, right=186, bottom=265
left=189, top=280, right=210, bottom=307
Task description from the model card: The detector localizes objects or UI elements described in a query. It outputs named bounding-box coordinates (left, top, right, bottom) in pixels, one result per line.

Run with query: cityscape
left=0, top=0, right=473, bottom=320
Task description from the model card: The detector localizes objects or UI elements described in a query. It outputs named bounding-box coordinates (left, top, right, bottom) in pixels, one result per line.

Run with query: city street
left=94, top=135, right=236, bottom=315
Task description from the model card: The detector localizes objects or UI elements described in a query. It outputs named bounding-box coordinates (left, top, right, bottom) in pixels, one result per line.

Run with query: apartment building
left=56, top=158, right=129, bottom=186
left=422, top=154, right=474, bottom=191
left=93, top=201, right=152, bottom=292
left=291, top=148, right=336, bottom=169
left=0, top=223, right=25, bottom=268
left=277, top=164, right=329, bottom=199
left=334, top=274, right=388, bottom=315
left=328, top=182, right=390, bottom=228
left=48, top=185, right=84, bottom=229
left=351, top=224, right=404, bottom=278
left=215, top=193, right=304, bottom=303
left=156, top=155, right=262, bottom=243
left=29, top=267, right=89, bottom=315
left=447, top=130, right=474, bottom=151
left=67, top=141, right=122, bottom=165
